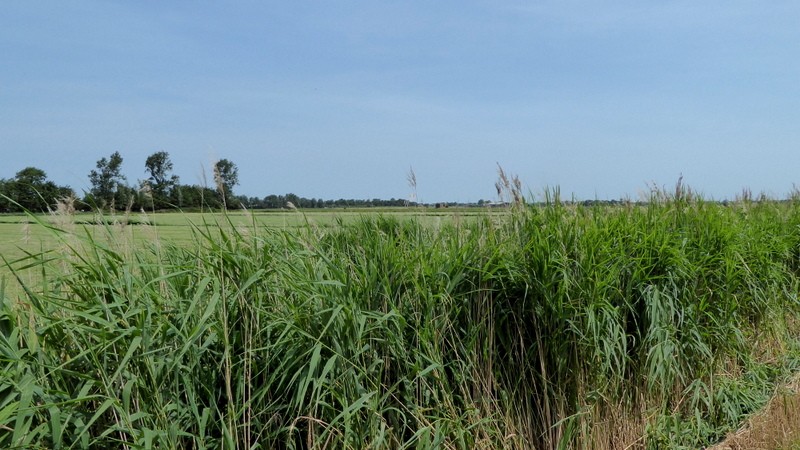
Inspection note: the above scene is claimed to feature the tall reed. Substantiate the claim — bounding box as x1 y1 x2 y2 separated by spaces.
1 192 800 449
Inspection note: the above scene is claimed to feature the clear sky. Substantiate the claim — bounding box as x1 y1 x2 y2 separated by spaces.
3 1 800 202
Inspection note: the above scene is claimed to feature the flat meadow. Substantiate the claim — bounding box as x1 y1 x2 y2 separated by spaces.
0 208 485 268
2 196 800 449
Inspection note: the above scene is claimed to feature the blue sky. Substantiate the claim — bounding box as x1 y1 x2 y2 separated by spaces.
2 1 800 202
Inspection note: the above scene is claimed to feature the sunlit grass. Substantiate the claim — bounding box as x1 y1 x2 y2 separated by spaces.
2 195 800 449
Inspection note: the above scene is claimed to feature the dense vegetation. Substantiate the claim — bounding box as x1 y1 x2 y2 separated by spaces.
0 167 74 213
0 152 419 213
2 189 800 449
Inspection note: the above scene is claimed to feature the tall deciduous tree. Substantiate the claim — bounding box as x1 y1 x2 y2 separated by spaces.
88 151 126 210
213 159 239 208
144 151 179 209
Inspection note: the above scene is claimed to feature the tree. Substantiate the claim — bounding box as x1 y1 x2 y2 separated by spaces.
0 179 8 212
144 151 179 209
0 167 74 212
213 159 239 208
173 184 221 210
15 167 47 186
88 151 126 210
12 168 48 211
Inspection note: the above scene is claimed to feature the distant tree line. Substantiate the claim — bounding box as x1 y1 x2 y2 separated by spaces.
0 150 418 213
82 151 241 212
238 194 411 209
0 151 239 213
0 167 74 213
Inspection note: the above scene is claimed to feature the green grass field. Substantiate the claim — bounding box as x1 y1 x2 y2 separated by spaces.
0 208 493 268
2 199 800 449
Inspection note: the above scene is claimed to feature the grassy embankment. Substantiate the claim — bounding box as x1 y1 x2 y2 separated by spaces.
2 193 800 449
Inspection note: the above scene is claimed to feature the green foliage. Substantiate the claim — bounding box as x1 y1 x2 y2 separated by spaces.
87 151 126 210
213 159 239 208
2 196 800 448
171 184 223 210
0 167 74 212
144 151 180 209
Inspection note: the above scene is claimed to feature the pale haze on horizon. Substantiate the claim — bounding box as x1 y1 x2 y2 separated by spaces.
2 1 800 203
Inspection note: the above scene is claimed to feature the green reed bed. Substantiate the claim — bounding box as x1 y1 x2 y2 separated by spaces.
2 195 800 449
